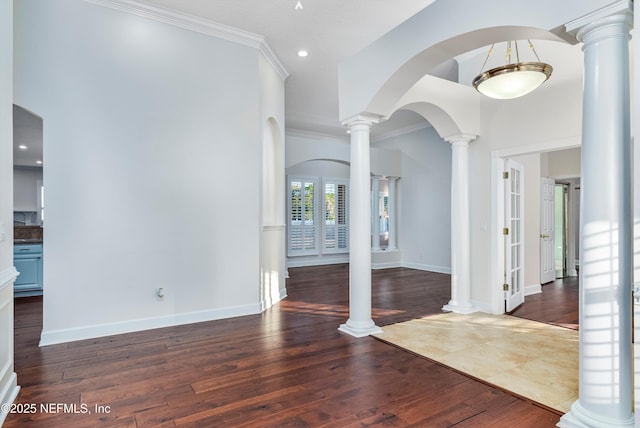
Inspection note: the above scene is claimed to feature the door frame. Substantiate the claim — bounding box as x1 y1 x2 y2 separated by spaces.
490 137 581 314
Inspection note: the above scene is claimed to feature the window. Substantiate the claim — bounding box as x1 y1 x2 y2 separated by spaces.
323 179 348 253
288 178 318 256
287 176 349 256
372 176 398 251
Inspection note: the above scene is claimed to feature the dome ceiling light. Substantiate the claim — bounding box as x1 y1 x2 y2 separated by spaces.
472 40 552 100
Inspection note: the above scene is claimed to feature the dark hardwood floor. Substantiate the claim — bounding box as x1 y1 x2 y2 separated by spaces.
509 277 579 330
5 265 576 427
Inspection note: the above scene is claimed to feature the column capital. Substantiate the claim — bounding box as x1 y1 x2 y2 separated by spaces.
565 0 633 42
444 133 477 145
341 113 385 129
371 175 400 180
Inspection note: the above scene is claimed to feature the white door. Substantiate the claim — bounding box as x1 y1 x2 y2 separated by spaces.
540 177 555 284
505 160 524 312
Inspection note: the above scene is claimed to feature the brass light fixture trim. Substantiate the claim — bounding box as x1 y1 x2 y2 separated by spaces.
472 40 553 100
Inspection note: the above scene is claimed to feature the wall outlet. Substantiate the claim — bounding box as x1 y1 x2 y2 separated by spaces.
156 287 165 301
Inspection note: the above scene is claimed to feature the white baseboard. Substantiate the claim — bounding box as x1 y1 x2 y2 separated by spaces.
39 303 262 346
372 261 402 270
0 370 19 426
470 300 493 313
525 284 542 296
287 255 349 268
0 267 19 293
0 267 20 426
400 261 451 275
287 257 451 275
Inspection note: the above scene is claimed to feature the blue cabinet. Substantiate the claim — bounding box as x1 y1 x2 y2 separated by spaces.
14 243 43 296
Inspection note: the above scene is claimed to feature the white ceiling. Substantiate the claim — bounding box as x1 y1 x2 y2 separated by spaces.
142 0 439 137
13 105 43 168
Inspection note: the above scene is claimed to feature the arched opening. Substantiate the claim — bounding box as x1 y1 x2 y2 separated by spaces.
285 158 351 267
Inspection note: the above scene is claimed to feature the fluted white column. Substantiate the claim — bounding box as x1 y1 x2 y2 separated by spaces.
560 3 634 427
387 177 398 251
443 134 477 314
339 115 382 338
371 176 381 251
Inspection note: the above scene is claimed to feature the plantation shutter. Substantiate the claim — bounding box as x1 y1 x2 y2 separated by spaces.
323 179 349 254
288 178 318 256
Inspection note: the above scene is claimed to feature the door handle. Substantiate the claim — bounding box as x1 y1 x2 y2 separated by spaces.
540 234 549 239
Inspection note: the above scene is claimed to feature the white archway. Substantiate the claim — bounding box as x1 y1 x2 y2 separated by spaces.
339 1 634 425
338 0 614 122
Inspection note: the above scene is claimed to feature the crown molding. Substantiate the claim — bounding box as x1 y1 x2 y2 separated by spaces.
371 121 430 143
285 128 349 143
258 40 289 80
84 0 288 80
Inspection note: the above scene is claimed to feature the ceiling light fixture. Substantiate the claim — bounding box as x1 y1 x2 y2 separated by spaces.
18 145 27 150
472 40 552 100
297 50 308 58
36 160 42 165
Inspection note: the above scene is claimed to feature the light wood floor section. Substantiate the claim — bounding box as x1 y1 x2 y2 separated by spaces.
5 265 575 427
374 312 578 413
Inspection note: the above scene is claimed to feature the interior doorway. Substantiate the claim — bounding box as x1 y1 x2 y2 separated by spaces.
491 143 581 315
12 105 44 298
554 183 569 278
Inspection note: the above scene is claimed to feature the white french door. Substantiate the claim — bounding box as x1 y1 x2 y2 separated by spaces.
505 159 524 312
540 177 556 284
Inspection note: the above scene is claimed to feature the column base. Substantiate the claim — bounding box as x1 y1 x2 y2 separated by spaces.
558 400 634 428
338 319 382 338
442 301 477 314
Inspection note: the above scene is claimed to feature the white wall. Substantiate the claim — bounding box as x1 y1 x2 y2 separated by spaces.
547 148 581 178
374 126 452 273
287 159 350 178
0 0 20 422
13 167 42 212
14 0 275 344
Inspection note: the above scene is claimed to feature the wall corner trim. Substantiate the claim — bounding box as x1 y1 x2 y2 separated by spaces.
0 267 19 293
0 372 20 426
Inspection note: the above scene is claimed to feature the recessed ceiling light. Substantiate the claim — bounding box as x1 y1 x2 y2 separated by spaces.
18 145 27 150
297 50 308 58
36 160 43 165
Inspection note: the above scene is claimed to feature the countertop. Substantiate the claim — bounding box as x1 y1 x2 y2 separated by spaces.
14 239 43 244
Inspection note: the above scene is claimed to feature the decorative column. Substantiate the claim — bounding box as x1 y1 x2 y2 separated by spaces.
371 176 381 251
443 134 477 314
339 115 383 338
387 177 398 251
560 3 634 427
